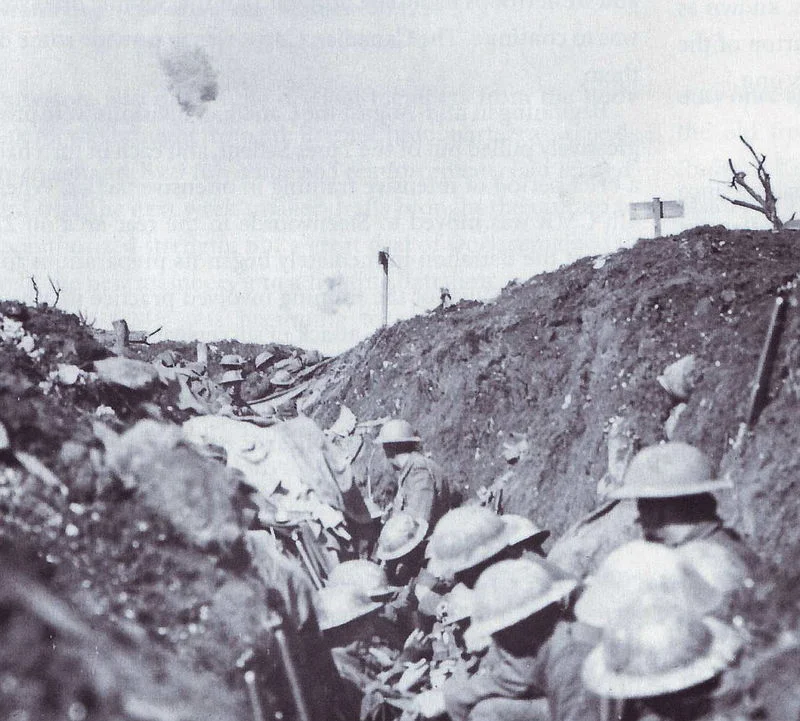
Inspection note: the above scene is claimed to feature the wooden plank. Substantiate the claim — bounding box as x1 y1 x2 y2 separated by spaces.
630 200 684 220
660 200 684 218
629 202 655 220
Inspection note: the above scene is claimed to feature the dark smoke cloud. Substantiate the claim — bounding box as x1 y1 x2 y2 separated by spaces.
159 44 218 118
320 275 352 316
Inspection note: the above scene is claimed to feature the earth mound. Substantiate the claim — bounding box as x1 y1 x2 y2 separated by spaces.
308 225 800 629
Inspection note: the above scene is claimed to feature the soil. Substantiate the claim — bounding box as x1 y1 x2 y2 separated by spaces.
2 224 800 720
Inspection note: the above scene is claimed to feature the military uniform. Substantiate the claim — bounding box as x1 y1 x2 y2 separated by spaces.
442 622 600 721
671 521 759 574
391 452 451 529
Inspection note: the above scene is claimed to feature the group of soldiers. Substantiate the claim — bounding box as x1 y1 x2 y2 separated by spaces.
153 346 323 419
313 419 759 721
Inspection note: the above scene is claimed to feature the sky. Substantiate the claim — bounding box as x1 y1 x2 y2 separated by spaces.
2 1 800 353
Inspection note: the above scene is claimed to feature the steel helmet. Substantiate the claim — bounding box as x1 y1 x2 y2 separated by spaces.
675 540 750 600
156 350 177 367
269 369 294 387
327 560 395 600
426 506 511 579
220 354 245 368
464 558 577 651
376 514 429 561
609 442 733 499
376 419 421 446
582 601 742 699
574 540 723 628
219 369 244 385
313 586 383 631
503 514 550 548
254 350 275 370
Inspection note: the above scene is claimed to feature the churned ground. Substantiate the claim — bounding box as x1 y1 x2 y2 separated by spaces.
1 224 799 719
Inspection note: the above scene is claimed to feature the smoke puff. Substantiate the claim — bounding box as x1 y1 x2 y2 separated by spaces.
159 45 218 118
320 275 352 316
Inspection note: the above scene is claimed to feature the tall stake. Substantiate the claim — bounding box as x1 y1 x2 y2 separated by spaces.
652 197 662 238
378 248 389 327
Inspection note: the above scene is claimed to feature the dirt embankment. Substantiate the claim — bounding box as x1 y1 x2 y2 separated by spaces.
2 225 800 720
308 226 800 619
0 306 300 721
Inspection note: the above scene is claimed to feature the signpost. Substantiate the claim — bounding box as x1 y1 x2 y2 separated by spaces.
629 197 684 237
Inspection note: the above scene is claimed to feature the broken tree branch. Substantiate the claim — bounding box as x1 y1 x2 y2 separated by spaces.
47 276 62 308
29 276 40 306
719 195 768 214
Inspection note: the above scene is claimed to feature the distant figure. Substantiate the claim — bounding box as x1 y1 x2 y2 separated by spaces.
219 369 245 405
240 351 274 402
440 287 453 310
219 353 245 371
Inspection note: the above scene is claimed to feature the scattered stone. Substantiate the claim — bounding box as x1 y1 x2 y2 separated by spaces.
94 357 159 390
501 433 528 464
327 405 357 437
657 354 698 401
55 364 85 385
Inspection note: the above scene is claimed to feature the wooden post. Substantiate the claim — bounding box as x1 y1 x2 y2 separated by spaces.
378 249 389 327
112 319 129 354
652 197 662 238
196 342 208 365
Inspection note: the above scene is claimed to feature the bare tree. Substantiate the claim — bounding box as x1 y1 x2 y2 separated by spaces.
29 276 40 305
47 276 62 308
720 136 790 230
77 310 96 328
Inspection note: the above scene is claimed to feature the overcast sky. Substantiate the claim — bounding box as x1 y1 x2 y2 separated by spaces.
2 1 800 353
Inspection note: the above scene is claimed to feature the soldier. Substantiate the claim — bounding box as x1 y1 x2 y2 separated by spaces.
581 601 742 721
412 558 598 721
316 584 430 720
375 513 441 633
240 350 275 402
426 506 548 589
502 514 551 560
377 419 452 529
314 585 389 719
607 442 759 573
327 559 397 602
573 540 723 629
219 369 245 405
220 353 245 371
376 513 429 586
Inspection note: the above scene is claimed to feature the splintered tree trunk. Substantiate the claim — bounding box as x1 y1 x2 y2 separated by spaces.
720 136 784 230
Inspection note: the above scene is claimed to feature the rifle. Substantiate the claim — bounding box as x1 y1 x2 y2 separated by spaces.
733 282 794 451
243 670 266 721
263 612 312 721
292 529 325 590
